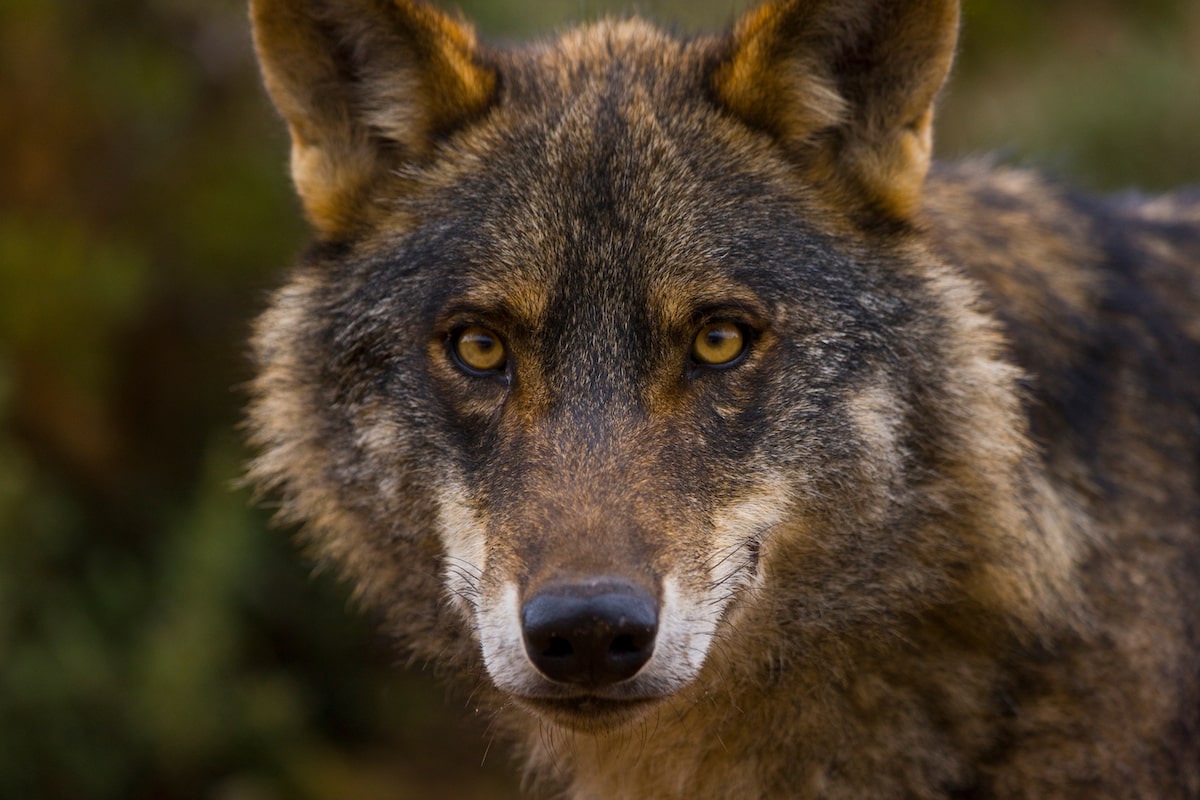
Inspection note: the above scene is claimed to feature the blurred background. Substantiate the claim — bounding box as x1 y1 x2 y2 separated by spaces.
1 0 1197 798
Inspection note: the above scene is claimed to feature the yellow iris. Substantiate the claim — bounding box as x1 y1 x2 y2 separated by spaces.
454 326 506 373
692 321 745 366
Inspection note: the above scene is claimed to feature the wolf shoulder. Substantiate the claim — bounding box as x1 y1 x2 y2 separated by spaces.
923 160 1200 393
923 159 1200 535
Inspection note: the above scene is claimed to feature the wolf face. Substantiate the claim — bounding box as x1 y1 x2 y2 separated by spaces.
248 0 1032 710
250 2 1013 725
247 0 1200 796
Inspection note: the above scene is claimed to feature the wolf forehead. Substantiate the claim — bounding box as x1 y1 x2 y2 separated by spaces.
406 27 774 257
340 23 892 339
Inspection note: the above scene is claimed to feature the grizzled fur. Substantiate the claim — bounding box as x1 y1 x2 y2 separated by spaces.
246 0 1200 797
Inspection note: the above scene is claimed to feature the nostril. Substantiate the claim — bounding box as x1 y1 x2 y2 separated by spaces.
521 580 659 688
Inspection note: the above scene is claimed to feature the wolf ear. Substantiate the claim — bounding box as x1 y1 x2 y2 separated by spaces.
250 0 496 236
714 0 959 219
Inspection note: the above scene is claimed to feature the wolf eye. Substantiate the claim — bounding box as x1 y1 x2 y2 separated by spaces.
692 321 747 367
452 326 507 375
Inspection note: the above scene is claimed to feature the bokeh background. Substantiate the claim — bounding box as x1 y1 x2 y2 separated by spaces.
2 0 1198 798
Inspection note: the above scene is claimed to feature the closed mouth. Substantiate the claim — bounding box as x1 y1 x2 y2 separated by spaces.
515 693 664 729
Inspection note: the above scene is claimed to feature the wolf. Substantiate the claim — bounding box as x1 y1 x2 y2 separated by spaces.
245 0 1200 796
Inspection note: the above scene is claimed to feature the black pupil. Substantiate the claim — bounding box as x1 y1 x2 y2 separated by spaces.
708 328 731 347
705 325 740 358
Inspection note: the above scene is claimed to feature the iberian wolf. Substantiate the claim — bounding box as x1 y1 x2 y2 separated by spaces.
246 0 1200 796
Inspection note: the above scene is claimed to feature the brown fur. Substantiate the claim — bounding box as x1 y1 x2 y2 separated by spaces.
246 1 1200 797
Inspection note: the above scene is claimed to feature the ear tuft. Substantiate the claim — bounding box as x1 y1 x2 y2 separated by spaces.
714 0 959 219
250 0 497 236
714 3 849 144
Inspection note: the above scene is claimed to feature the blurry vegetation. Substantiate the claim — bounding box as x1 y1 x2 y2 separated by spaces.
942 0 1200 189
0 0 1197 797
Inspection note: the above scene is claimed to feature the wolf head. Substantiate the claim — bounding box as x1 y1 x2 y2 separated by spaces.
248 0 1060 734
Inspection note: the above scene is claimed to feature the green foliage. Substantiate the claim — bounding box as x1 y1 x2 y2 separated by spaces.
944 0 1200 190
0 0 1196 797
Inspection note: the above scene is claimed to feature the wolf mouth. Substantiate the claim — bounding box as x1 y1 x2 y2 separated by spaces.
515 694 665 729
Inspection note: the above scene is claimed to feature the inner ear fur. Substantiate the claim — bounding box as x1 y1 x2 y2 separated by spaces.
714 0 960 220
250 0 497 237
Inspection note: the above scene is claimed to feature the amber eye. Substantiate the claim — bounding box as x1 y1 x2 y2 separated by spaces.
452 326 507 374
692 321 747 367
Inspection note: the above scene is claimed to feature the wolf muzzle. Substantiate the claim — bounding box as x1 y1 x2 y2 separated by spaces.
521 579 659 687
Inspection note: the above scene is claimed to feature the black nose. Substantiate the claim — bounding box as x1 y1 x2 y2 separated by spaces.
521 580 659 687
